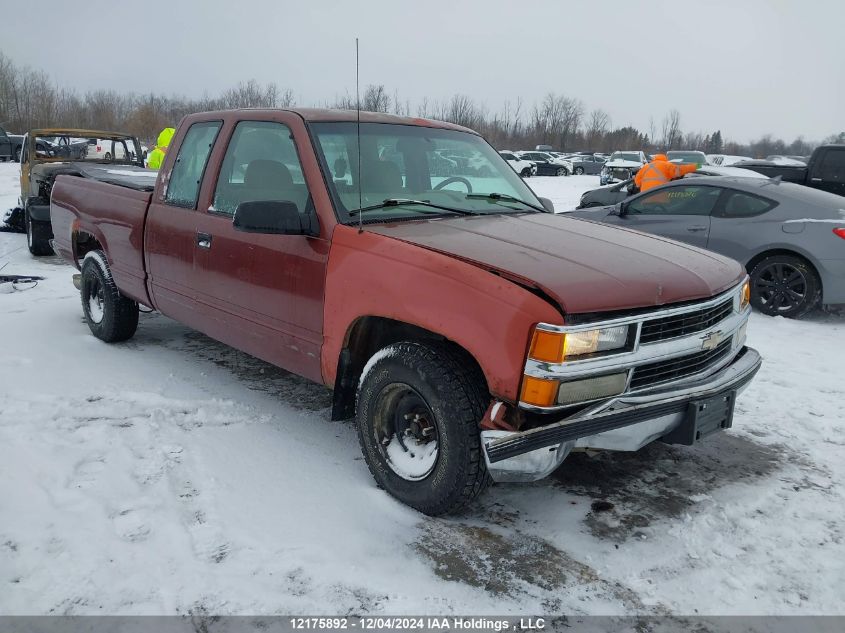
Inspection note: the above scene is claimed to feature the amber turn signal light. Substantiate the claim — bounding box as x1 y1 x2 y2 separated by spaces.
528 329 565 364
520 375 559 407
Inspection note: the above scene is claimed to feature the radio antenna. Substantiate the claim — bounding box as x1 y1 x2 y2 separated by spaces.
356 37 363 234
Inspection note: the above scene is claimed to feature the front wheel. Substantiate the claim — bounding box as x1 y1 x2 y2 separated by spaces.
520 167 532 178
556 167 569 176
574 166 584 175
81 250 139 342
356 341 491 515
750 254 820 318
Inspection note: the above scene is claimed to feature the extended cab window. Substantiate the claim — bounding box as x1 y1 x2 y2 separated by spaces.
165 121 221 209
212 121 310 217
817 149 845 183
628 185 722 216
719 191 776 218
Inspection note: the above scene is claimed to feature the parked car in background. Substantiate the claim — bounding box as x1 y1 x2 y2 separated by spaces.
600 150 647 184
667 150 709 165
571 176 845 317
48 107 760 515
568 154 606 175
499 151 536 177
707 154 753 166
0 125 25 162
577 166 767 209
86 137 139 161
17 128 145 255
766 155 808 165
734 145 845 196
516 151 572 176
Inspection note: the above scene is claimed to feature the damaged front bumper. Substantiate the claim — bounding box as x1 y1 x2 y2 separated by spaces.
482 346 761 482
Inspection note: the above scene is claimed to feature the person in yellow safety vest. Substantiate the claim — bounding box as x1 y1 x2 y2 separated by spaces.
147 127 175 170
634 154 699 192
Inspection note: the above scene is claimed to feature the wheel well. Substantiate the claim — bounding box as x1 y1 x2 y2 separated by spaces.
74 230 102 265
331 316 487 421
745 249 820 282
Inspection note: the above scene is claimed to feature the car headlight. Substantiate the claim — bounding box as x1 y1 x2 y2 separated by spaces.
739 279 750 311
528 325 631 363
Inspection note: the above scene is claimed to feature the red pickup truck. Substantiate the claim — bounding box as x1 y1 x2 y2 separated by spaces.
50 108 762 515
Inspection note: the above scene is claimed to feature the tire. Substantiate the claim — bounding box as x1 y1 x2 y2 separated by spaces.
521 168 532 178
556 167 568 177
356 341 491 515
25 210 54 256
14 146 21 162
574 166 584 175
80 250 139 342
104 152 112 161
749 254 820 318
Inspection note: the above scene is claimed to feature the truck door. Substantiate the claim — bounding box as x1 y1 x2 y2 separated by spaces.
189 118 329 383
145 120 222 322
810 147 845 197
617 184 722 248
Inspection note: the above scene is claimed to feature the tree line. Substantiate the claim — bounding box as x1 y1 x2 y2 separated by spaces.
1 51 841 156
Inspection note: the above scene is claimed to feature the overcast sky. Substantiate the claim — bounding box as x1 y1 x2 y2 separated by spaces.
6 0 844 142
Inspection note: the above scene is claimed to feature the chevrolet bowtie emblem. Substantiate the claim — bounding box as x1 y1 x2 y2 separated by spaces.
700 330 724 351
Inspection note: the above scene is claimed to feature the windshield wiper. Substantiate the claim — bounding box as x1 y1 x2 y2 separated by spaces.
465 192 547 213
348 198 479 217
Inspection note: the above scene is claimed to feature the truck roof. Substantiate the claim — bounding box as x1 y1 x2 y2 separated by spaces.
191 108 479 135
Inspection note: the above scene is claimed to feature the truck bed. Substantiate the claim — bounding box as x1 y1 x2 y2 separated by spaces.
50 174 153 307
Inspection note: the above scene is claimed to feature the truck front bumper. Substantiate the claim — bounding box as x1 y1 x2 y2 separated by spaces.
482 346 761 482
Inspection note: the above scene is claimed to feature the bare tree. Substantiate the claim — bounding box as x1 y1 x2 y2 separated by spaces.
660 109 682 150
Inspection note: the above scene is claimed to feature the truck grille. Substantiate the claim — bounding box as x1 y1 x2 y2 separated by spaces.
640 298 733 345
629 340 733 390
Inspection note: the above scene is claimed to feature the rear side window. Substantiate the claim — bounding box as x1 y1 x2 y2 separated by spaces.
817 149 845 183
720 191 776 218
165 121 221 209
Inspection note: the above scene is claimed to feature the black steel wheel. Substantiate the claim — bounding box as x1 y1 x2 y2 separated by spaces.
356 341 490 515
750 254 820 318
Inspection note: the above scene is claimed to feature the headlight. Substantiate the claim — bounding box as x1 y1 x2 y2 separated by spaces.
528 325 630 363
739 279 750 311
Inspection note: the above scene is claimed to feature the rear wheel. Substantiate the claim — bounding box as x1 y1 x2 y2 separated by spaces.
25 210 53 256
104 152 112 161
80 250 139 342
556 166 569 176
356 341 490 515
520 167 532 178
750 254 820 318
574 166 584 175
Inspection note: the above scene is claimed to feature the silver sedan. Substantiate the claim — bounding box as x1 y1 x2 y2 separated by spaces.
569 176 845 317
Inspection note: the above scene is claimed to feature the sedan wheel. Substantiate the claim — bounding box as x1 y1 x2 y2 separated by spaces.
750 255 820 318
574 166 584 175
556 167 568 177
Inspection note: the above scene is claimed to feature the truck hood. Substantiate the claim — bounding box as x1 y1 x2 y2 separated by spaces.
368 213 744 315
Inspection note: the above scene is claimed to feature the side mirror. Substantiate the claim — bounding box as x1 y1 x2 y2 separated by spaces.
233 200 318 236
617 202 629 217
538 197 555 213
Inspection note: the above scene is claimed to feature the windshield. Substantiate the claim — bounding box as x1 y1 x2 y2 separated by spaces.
33 133 142 164
609 152 642 162
311 122 544 223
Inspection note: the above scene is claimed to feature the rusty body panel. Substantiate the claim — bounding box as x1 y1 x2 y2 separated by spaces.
322 224 562 401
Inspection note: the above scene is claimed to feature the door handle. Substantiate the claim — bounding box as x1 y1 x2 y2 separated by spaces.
196 232 212 249
687 226 707 232
810 177 822 182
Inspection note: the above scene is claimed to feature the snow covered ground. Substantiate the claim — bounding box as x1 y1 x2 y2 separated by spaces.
1 162 844 616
